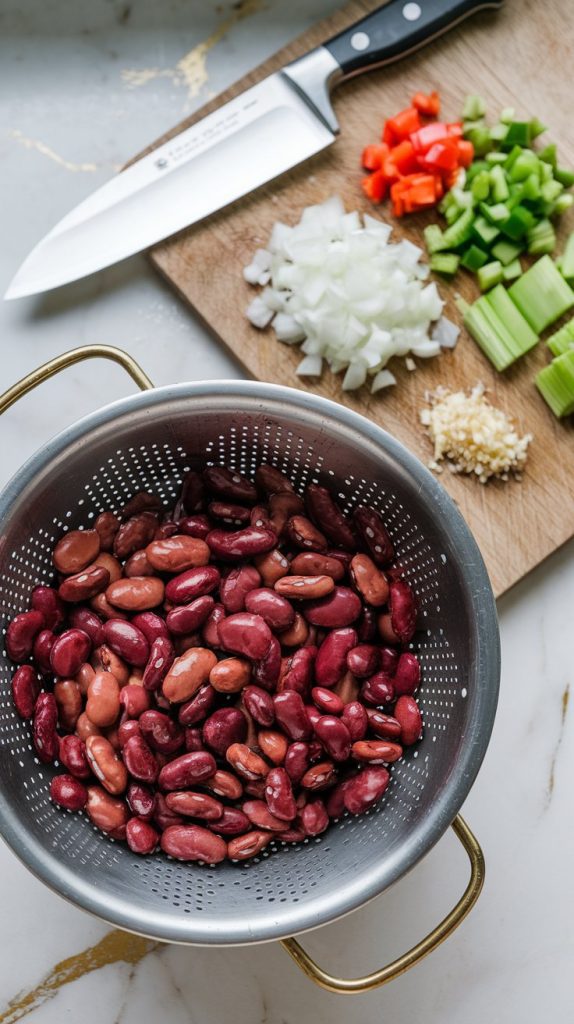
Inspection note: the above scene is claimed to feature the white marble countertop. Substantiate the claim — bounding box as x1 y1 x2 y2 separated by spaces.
1 2 572 1021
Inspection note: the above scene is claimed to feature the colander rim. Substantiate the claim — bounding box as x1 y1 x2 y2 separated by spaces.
0 378 500 945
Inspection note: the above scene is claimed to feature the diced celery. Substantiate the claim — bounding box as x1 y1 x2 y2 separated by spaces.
521 173 541 201
461 245 489 271
509 255 574 332
430 253 460 276
440 207 475 250
486 151 508 165
502 258 522 281
503 145 523 171
462 94 487 120
509 151 540 182
539 161 554 183
489 164 510 202
485 284 538 353
554 194 574 214
423 224 446 254
480 202 510 224
540 179 564 203
477 260 503 292
504 122 532 147
500 205 537 239
466 160 490 182
538 143 557 168
560 233 574 282
529 117 547 140
445 203 465 225
546 318 574 356
491 240 523 265
465 124 491 156
490 122 509 143
535 350 574 417
526 218 556 255
471 170 491 201
472 216 500 248
464 289 538 371
555 166 574 188
500 107 515 124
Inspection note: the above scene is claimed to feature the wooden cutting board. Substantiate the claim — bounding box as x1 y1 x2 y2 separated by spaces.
149 0 574 597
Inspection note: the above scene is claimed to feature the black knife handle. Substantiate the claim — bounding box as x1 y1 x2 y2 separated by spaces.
324 0 504 78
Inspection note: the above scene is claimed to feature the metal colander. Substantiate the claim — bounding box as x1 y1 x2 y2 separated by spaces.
0 346 499 993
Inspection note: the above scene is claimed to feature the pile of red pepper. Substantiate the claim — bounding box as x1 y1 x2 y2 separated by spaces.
361 91 474 216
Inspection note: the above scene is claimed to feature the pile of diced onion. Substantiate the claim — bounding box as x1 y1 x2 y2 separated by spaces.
244 196 458 392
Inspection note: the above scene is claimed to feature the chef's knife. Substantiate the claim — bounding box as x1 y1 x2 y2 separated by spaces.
6 0 503 300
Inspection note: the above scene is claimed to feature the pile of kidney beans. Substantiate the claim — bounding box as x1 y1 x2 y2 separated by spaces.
5 463 423 864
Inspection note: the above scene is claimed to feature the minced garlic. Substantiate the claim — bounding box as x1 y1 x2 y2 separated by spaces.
420 383 532 483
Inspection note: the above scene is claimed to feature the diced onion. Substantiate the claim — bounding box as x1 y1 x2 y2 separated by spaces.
243 197 446 392
431 316 461 349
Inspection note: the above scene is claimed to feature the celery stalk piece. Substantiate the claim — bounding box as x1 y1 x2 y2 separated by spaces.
538 143 557 168
461 245 489 271
504 122 532 147
546 318 574 356
424 224 447 254
440 207 475 250
485 285 538 356
554 194 574 214
472 215 500 248
555 166 574 187
560 233 574 282
462 94 487 120
491 239 524 265
535 350 574 417
477 261 503 292
429 253 460 276
526 219 556 255
490 164 510 202
500 205 536 240
464 292 537 371
502 258 522 281
509 255 574 332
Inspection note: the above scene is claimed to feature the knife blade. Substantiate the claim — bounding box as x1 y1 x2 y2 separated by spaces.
6 0 503 300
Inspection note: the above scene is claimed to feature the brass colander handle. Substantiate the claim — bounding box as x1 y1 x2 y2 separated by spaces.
281 815 484 994
0 344 153 415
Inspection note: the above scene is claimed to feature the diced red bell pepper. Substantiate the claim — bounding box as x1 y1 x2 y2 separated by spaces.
361 143 389 171
412 90 440 117
410 122 450 153
457 139 474 167
389 139 419 175
421 139 461 173
362 171 388 203
384 106 421 144
446 122 463 138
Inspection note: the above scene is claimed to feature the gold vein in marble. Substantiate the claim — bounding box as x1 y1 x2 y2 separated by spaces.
0 931 157 1024
547 682 569 804
121 0 263 100
10 130 99 173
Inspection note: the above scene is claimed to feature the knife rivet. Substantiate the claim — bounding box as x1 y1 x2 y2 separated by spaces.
155 158 168 169
402 2 422 20
350 31 370 51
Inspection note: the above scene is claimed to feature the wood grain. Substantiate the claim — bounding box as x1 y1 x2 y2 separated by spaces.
149 0 574 596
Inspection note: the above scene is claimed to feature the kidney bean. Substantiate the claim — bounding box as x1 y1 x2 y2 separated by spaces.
54 679 82 732
32 630 55 675
209 657 250 694
58 734 90 778
393 652 421 697
361 672 395 707
86 671 120 728
68 608 104 648
11 665 41 720
394 695 423 745
289 552 345 582
159 750 216 791
305 704 322 730
301 799 329 836
95 511 120 551
228 829 271 861
204 466 257 504
314 715 352 762
166 790 223 821
273 691 311 741
215 613 272 664
123 550 154 578
90 592 128 621
122 734 159 783
285 515 328 553
76 712 102 741
75 662 95 697
243 685 274 727
196 605 222 652
86 786 128 834
102 620 149 668
202 708 247 757
177 684 217 727
122 617 163 651
350 553 389 607
280 647 316 699
207 500 250 527
255 463 294 496
141 635 174 693
366 709 402 740
119 719 142 748
164 567 220 607
209 807 250 837
127 782 155 820
50 774 88 812
199 769 242 802
86 735 128 794
140 710 185 754
53 529 100 574
252 635 280 691
258 729 288 765
346 644 380 679
92 552 123 584
305 484 356 551
314 628 358 688
275 576 333 605
356 605 377 643
311 687 344 715
225 743 269 782
152 792 184 830
178 514 212 540
301 761 337 790
6 610 45 663
388 581 417 643
353 506 394 566
184 726 204 753
121 492 162 519
94 644 130 685
50 629 91 678
266 493 303 534
31 585 65 632
59 566 110 604
243 588 294 633
206 526 276 564
105 577 164 613
352 740 403 763
278 612 309 648
324 781 348 819
250 504 273 530
218 566 260 615
180 470 205 514
113 512 157 560
281 741 310 785
125 817 159 855
341 701 369 741
162 823 226 863
381 647 400 674
254 548 290 587
344 766 390 814
304 587 362 629
242 799 285 831
147 537 210 577
162 647 217 704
